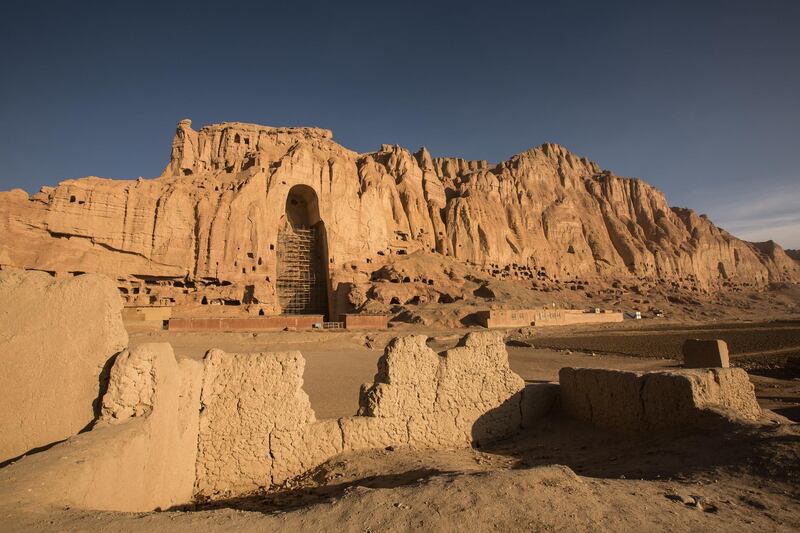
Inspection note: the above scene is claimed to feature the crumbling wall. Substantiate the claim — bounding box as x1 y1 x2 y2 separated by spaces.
1 330 551 508
194 331 543 499
194 349 343 497
0 270 128 463
358 332 526 447
0 343 202 512
559 367 762 433
682 338 730 368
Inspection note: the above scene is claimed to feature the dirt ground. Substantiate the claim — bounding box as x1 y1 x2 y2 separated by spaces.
3 318 799 531
127 327 679 419
4 416 799 532
128 319 800 421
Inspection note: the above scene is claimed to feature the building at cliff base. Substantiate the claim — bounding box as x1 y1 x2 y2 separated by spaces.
479 308 624 328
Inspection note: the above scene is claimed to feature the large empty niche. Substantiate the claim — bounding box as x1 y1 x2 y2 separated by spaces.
276 185 329 317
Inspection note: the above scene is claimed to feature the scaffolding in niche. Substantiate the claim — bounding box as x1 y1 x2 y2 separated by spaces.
276 227 327 315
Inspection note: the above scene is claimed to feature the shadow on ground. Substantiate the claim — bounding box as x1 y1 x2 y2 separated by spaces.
479 415 800 486
174 468 452 514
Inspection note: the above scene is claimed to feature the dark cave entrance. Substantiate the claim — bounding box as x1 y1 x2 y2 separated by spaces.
276 185 329 317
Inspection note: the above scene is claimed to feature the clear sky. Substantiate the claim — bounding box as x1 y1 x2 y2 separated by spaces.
1 0 798 248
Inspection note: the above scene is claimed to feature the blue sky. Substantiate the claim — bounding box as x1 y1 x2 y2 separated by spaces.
1 0 798 247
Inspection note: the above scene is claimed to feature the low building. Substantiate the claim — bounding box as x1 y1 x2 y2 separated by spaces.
478 308 624 328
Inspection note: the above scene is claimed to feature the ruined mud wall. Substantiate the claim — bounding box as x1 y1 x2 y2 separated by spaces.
559 367 762 433
0 270 128 463
0 120 797 317
0 343 202 512
194 349 342 497
0 330 549 509
194 331 537 498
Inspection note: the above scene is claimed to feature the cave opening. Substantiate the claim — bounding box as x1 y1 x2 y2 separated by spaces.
276 185 329 318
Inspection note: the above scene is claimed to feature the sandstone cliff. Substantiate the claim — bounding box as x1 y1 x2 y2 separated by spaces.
0 119 796 316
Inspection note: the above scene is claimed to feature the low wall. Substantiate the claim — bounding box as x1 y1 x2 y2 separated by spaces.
683 339 730 368
481 308 624 328
357 333 527 448
0 270 128 463
0 332 556 509
122 306 172 322
168 315 324 331
342 314 389 329
559 367 761 433
195 331 546 498
0 343 202 512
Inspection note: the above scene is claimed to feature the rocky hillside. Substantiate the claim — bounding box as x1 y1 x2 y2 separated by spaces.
0 120 797 314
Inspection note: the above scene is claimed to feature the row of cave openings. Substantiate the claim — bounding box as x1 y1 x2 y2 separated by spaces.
117 185 332 318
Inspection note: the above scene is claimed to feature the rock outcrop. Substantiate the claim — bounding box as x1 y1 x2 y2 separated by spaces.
559 367 762 433
0 270 128 463
0 120 797 318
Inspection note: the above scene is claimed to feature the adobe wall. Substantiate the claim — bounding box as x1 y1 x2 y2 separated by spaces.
168 314 323 331
0 270 128 463
0 329 554 509
482 308 624 328
357 333 527 447
195 331 544 499
559 367 762 433
121 306 172 322
0 343 202 512
194 348 342 497
342 314 389 329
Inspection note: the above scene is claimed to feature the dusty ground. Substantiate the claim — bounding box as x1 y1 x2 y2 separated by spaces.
128 319 800 421
3 318 799 531
3 416 798 532
127 327 680 419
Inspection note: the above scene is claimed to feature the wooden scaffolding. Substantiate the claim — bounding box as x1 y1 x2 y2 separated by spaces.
276 227 327 315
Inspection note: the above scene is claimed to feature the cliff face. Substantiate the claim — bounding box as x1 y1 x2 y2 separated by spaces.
0 120 797 315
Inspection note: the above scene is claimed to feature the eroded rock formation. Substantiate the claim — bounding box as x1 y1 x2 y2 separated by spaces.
0 120 797 318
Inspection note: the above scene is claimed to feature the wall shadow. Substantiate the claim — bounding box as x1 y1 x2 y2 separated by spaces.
475 412 800 484
173 468 452 515
1 350 121 470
